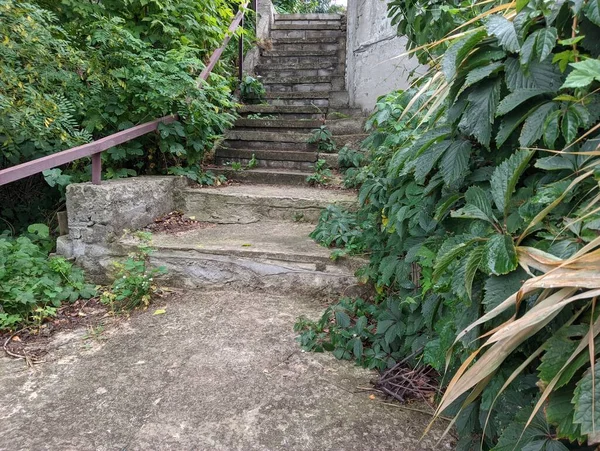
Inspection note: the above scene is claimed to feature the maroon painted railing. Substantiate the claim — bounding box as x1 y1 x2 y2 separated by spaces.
0 0 254 187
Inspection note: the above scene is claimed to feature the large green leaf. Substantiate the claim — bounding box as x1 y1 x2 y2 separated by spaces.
414 140 452 184
573 363 600 439
459 78 501 147
586 0 600 27
490 149 535 217
462 61 504 91
483 234 518 275
496 88 552 116
520 102 559 147
505 58 564 92
562 59 600 89
442 30 487 81
483 269 528 313
440 139 472 187
535 27 558 62
538 329 590 388
486 15 521 53
547 387 586 443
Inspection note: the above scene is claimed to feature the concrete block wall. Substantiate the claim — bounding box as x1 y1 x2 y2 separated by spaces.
345 0 428 111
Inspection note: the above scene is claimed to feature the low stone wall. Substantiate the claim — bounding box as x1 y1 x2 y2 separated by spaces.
57 176 188 282
345 0 427 111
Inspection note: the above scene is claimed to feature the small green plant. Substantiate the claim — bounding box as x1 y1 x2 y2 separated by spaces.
227 161 243 171
247 154 259 169
101 232 167 313
306 159 333 186
240 75 266 104
293 212 306 223
168 166 227 186
308 125 337 153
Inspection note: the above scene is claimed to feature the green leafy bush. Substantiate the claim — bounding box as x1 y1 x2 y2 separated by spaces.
300 0 600 448
101 232 166 313
240 75 266 104
306 159 333 185
273 0 345 14
0 0 243 230
0 224 96 331
308 125 337 153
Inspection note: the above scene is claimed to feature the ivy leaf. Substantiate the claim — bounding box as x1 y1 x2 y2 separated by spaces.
535 27 558 62
483 269 528 313
547 387 586 443
573 363 600 440
586 0 600 27
335 311 351 328
562 106 582 144
520 102 559 147
484 234 518 275
486 15 521 53
442 30 487 81
459 79 501 147
543 110 562 148
491 149 535 217
440 140 472 187
562 59 600 89
505 58 564 92
464 246 485 299
496 88 551 116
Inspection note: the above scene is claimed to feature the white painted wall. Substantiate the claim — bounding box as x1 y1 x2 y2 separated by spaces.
345 0 427 111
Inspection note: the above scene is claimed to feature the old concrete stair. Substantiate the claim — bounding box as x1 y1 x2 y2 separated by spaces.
215 12 367 184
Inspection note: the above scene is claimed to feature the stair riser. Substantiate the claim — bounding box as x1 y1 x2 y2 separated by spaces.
241 113 324 120
217 147 318 161
271 24 342 31
259 59 342 71
262 49 343 58
266 83 332 93
233 126 315 134
223 140 315 152
256 67 341 78
263 76 345 90
210 168 310 186
146 251 358 296
183 192 353 226
216 157 314 171
274 13 344 21
273 20 341 26
271 42 342 52
268 99 330 107
234 119 323 129
271 29 345 40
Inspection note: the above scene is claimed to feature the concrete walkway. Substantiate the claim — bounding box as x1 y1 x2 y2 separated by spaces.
0 290 453 450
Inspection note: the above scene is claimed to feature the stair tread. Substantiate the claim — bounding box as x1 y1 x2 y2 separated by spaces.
265 91 330 99
186 184 355 203
130 220 341 260
274 13 343 21
239 105 326 114
262 50 339 57
217 148 318 161
272 24 341 30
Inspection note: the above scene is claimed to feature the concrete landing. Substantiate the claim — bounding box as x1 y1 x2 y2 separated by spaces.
0 290 453 450
183 184 356 224
120 221 363 295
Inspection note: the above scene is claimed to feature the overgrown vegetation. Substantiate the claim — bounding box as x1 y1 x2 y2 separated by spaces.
297 0 600 449
306 159 333 185
240 75 267 104
0 224 96 331
0 0 245 230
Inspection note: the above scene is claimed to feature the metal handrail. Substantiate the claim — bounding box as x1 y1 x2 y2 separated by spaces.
0 0 254 187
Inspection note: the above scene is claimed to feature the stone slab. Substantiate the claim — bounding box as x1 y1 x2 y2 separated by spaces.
183 184 355 224
0 289 453 450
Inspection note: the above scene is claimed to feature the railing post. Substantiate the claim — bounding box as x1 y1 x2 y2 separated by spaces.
238 15 244 83
91 153 102 185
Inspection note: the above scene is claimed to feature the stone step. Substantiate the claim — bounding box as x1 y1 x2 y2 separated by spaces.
235 118 323 129
274 13 343 21
271 23 342 30
256 66 340 79
238 105 326 120
265 91 330 100
261 49 340 58
225 130 312 143
271 37 341 45
182 184 354 224
271 42 342 52
120 221 361 295
216 148 318 171
210 168 314 186
267 98 330 108
223 139 314 152
259 57 341 69
270 29 345 40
